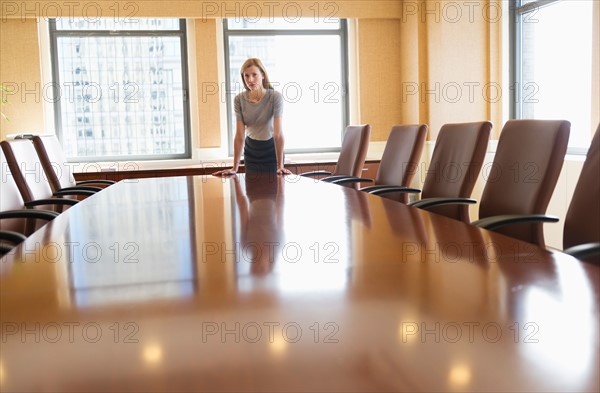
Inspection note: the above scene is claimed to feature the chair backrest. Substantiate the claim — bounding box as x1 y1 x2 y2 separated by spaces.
376 124 428 202
332 125 371 178
421 121 492 222
1 139 54 203
564 124 600 250
0 147 27 233
479 119 570 245
32 135 76 192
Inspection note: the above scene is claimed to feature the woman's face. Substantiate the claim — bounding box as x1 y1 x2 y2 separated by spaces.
243 65 264 91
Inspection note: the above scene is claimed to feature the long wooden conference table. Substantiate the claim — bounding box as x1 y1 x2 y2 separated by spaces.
1 174 599 392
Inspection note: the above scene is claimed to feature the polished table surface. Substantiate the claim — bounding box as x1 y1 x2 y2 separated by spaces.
1 174 599 392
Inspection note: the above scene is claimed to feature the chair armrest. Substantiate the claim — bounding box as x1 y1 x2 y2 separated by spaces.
1 243 17 254
0 230 27 244
321 175 365 183
25 199 79 208
0 209 59 221
563 242 600 263
473 214 559 231
360 185 399 193
53 189 96 197
300 170 332 178
58 185 103 193
409 197 477 209
330 177 374 185
77 179 115 186
369 186 422 196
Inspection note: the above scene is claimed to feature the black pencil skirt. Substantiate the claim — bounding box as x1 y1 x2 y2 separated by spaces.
243 137 277 174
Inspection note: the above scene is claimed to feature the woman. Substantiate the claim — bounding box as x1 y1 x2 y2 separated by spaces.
213 58 292 176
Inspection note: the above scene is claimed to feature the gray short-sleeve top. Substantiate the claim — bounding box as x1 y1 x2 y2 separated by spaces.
234 89 283 141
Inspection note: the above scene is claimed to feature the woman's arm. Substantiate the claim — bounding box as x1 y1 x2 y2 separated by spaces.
213 120 245 176
231 120 245 171
273 117 292 175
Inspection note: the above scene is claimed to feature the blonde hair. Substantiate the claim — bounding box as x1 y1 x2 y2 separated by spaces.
240 58 273 91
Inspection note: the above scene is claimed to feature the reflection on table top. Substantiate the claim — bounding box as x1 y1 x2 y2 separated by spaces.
1 174 599 392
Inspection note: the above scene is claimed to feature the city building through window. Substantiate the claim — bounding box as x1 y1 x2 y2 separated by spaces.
49 18 191 161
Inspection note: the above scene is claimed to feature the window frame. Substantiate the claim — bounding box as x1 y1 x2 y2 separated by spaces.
48 18 192 162
222 18 350 155
511 0 560 119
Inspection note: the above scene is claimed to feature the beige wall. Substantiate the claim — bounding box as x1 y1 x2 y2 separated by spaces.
356 1 505 142
423 0 502 139
357 19 403 142
0 18 44 137
357 1 504 143
194 19 221 148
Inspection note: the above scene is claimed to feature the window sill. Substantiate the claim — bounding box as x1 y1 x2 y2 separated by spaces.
69 142 386 174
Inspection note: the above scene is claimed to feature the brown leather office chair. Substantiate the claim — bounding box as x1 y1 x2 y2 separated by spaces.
331 124 428 202
562 124 600 264
32 135 114 194
472 120 570 246
420 120 570 246
300 124 371 182
374 121 492 222
1 147 59 255
1 139 91 212
488 124 599 263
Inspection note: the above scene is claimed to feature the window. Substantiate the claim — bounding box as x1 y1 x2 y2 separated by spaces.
513 0 594 151
49 18 191 161
224 18 349 153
